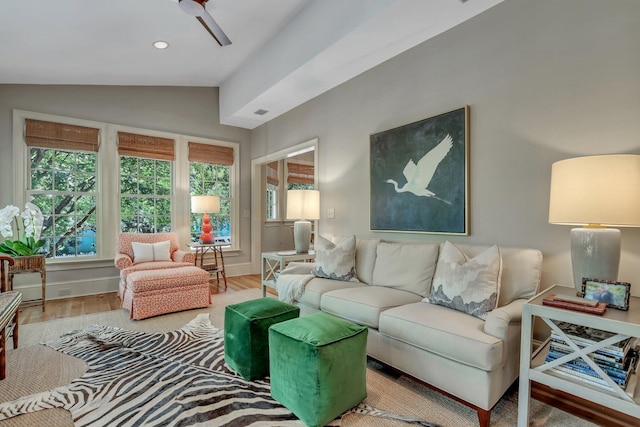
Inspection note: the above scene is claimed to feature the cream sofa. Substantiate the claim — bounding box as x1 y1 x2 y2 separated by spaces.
277 239 542 427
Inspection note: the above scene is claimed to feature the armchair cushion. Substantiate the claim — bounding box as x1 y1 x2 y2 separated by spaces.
132 240 171 264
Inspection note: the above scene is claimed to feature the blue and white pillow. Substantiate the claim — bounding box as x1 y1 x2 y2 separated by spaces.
426 241 502 320
312 235 357 281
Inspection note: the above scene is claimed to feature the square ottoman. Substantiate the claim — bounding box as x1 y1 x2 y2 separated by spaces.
224 297 299 380
269 312 368 427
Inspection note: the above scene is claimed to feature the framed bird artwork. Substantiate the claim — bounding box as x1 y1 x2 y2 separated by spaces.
370 106 469 234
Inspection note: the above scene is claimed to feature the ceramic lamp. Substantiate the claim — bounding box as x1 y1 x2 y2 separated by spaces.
286 190 320 253
549 154 640 291
191 195 220 244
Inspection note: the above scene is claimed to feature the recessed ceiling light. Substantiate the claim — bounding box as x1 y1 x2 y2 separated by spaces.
153 40 170 50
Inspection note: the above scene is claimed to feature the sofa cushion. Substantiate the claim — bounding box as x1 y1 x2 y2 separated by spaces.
450 244 543 306
427 241 502 320
297 277 366 310
379 302 503 371
371 242 439 297
321 286 423 329
312 235 357 281
355 238 380 284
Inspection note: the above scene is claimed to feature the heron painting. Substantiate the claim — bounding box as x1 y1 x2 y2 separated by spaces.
370 107 468 234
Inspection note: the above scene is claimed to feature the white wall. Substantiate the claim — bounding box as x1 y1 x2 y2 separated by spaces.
0 85 252 299
251 0 640 295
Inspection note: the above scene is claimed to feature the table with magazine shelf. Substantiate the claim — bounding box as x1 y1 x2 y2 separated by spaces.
518 284 640 427
261 250 315 297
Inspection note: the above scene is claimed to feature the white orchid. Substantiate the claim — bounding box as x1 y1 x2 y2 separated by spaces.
0 205 20 239
0 201 45 256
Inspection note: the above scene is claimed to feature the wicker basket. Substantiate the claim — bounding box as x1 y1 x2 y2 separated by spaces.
8 254 46 273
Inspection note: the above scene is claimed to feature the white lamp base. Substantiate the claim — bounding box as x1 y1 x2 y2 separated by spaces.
293 220 311 253
570 227 620 292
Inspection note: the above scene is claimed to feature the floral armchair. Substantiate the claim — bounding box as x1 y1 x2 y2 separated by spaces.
114 232 195 299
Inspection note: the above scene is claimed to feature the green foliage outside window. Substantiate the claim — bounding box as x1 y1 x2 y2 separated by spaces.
190 162 231 244
120 156 172 233
29 147 97 258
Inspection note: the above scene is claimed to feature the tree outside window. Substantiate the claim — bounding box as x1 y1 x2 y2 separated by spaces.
119 156 172 233
190 162 231 244
29 147 98 258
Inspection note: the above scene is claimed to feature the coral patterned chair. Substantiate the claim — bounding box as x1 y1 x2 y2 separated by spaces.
114 233 210 320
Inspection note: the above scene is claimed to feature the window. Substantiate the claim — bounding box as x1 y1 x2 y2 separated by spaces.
118 132 174 233
25 119 100 259
266 161 279 220
14 111 240 263
188 142 235 244
287 161 315 191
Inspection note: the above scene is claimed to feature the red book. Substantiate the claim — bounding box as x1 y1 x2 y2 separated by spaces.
542 295 607 315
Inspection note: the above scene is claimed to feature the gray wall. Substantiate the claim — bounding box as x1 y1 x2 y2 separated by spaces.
0 85 252 295
251 0 640 295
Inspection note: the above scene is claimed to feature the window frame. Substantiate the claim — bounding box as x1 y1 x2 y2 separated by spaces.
13 109 240 267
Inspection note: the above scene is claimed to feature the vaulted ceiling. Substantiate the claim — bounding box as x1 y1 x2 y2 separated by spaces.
0 0 504 128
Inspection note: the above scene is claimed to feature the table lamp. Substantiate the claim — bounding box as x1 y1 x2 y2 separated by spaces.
548 154 640 291
286 189 320 253
191 195 220 244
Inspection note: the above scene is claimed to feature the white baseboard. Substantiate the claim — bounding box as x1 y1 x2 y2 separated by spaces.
14 277 120 302
13 262 255 302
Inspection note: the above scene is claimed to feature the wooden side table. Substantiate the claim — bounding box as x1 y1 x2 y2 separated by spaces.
7 255 46 312
261 250 315 297
190 243 227 291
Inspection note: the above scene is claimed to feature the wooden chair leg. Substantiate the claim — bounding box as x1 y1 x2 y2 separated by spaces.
0 327 6 380
12 310 18 349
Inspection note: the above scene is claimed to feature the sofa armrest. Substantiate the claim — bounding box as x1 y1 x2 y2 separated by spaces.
280 261 316 275
114 253 133 270
484 299 526 340
173 250 195 264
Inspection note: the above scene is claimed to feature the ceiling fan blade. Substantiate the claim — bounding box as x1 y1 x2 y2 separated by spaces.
197 9 232 46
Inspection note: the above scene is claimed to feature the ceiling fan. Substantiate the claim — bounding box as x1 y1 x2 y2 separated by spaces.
178 0 231 46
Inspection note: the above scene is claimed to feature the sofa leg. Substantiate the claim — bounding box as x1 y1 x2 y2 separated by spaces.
477 408 490 427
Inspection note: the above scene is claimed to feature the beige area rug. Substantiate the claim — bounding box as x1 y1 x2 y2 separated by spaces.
0 289 594 427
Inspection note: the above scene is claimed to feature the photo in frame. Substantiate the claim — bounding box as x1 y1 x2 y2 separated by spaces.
579 278 631 311
370 106 469 234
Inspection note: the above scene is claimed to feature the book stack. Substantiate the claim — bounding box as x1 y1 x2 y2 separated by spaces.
545 321 638 393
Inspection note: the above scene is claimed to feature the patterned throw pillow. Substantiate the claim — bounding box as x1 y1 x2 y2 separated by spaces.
131 240 172 264
426 241 502 320
312 235 357 281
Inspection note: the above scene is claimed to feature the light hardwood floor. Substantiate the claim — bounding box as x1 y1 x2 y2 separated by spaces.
18 274 267 325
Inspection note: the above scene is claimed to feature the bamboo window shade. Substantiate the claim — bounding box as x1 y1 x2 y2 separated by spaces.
117 132 175 161
24 119 100 152
287 162 314 184
266 161 279 186
188 142 234 166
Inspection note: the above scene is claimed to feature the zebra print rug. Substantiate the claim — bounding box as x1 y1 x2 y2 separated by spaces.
0 314 435 426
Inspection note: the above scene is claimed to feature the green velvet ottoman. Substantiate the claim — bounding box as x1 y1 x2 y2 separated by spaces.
269 312 368 427
224 297 299 380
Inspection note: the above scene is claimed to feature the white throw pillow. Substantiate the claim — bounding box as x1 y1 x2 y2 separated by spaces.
312 235 357 281
426 241 502 320
131 240 172 264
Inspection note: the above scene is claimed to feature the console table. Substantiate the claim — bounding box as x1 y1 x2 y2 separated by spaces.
189 243 227 291
261 250 315 297
518 284 640 426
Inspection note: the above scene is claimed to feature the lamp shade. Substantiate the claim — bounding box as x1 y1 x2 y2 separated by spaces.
191 195 220 214
549 154 640 227
286 189 320 220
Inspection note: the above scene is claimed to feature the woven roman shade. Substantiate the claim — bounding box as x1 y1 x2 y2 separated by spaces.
287 162 314 184
25 119 100 152
267 161 279 186
188 141 234 166
118 132 175 161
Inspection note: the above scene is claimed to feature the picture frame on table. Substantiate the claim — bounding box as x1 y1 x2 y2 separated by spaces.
579 278 631 311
